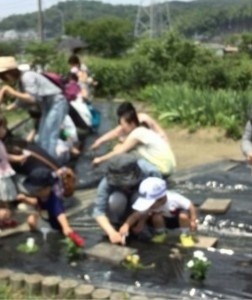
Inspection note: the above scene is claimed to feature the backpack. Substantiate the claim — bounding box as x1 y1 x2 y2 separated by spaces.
86 102 101 131
43 72 80 102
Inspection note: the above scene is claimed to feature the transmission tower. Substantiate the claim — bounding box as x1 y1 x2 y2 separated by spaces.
134 0 171 38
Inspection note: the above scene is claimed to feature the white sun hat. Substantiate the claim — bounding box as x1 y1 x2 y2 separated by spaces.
132 177 167 212
0 56 18 73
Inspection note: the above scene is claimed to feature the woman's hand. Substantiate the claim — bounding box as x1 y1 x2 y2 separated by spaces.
108 230 123 245
90 140 101 151
92 157 102 166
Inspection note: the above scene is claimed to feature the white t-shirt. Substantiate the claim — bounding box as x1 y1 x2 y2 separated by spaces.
128 126 176 174
152 191 191 217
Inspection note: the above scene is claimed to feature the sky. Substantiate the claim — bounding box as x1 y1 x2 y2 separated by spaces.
0 0 194 19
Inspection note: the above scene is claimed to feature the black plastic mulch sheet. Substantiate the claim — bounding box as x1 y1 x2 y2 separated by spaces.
0 160 251 299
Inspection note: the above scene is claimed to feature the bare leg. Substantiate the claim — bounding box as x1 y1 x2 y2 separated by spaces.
151 213 166 233
178 212 190 229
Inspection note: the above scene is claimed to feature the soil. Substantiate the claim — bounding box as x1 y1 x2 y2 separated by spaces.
167 127 242 170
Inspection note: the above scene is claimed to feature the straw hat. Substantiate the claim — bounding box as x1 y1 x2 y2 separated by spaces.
0 57 18 73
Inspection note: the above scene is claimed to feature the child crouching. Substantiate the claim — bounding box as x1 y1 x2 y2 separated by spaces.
17 167 84 247
119 177 197 246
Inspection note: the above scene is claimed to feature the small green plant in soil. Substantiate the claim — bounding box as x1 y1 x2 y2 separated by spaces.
186 250 211 281
61 237 82 259
16 243 39 254
122 254 155 270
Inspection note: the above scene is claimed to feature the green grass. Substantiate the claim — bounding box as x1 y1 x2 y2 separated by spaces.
137 83 251 139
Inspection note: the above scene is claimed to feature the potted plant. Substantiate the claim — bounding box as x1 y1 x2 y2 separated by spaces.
186 250 211 282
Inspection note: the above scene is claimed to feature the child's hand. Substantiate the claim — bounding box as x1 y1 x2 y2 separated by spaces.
190 219 197 231
119 223 129 236
16 194 27 202
68 231 85 247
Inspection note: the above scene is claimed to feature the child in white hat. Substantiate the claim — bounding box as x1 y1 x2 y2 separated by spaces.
119 177 197 246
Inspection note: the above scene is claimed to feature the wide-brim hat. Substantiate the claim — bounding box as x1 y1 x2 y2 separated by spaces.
0 56 18 73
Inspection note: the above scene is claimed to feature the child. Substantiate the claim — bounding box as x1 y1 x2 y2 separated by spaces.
0 115 28 228
119 177 197 246
17 167 84 247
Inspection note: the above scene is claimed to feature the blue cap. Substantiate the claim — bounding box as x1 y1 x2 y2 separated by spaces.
23 167 57 194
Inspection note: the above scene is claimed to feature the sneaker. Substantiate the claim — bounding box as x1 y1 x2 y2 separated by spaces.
180 233 195 247
151 232 167 244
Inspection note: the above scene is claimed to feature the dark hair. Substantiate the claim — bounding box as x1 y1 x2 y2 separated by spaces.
0 115 7 128
68 72 78 82
0 69 21 82
117 102 135 118
117 101 149 128
68 55 81 67
119 110 140 127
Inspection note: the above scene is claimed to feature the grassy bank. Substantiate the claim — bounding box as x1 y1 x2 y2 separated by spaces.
137 84 251 139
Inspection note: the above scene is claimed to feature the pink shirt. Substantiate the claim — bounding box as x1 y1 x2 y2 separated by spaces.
0 141 15 178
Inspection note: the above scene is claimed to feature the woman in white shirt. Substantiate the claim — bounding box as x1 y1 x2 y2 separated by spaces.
92 109 176 176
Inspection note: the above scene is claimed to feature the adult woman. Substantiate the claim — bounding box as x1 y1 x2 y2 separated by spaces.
0 57 68 159
90 101 168 150
92 109 176 176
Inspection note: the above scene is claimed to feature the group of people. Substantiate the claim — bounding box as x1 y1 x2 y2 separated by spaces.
0 54 96 246
0 51 196 248
90 102 196 246
2 51 252 250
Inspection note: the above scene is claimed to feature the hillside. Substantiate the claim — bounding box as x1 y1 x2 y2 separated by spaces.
1 0 252 39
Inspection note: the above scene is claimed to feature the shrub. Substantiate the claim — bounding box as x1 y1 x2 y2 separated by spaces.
86 55 161 96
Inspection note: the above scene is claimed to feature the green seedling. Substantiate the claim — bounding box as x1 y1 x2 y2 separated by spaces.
122 254 155 270
17 243 39 254
61 237 82 259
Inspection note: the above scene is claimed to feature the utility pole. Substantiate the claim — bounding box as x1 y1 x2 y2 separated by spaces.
37 0 44 42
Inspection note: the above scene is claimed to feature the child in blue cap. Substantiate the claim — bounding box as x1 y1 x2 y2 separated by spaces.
17 167 84 247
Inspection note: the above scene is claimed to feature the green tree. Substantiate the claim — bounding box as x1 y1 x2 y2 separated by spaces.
0 41 22 56
25 41 56 69
66 17 134 57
